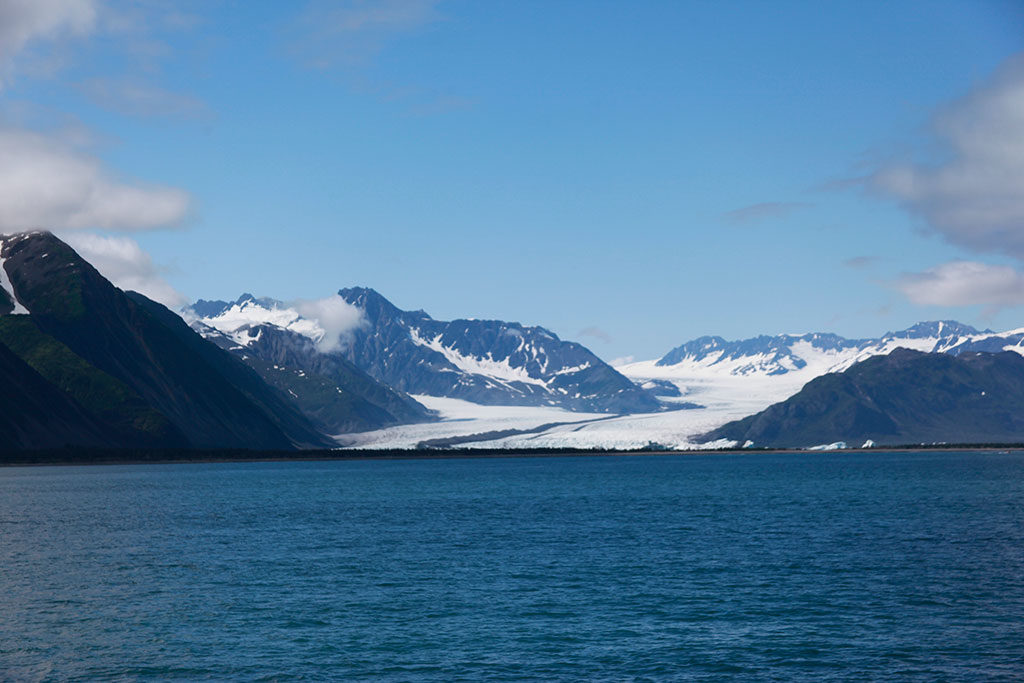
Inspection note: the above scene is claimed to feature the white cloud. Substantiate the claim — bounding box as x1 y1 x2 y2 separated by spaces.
295 294 366 352
870 53 1024 258
62 232 185 308
893 260 1024 308
0 125 190 232
0 0 97 82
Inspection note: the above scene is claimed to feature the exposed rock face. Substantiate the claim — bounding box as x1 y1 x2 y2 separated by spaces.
337 287 663 414
186 294 436 433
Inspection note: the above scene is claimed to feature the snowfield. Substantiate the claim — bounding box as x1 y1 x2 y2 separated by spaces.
408 328 550 387
336 395 609 449
337 322 1024 451
337 348 841 450
197 298 325 348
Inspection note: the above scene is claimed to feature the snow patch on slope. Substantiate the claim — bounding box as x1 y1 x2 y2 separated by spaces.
198 298 324 347
0 246 29 314
409 328 549 387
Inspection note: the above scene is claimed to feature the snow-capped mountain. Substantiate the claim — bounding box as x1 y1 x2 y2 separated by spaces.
650 321 990 379
189 294 329 349
642 321 1024 377
336 287 664 414
359 320 1024 452
187 294 435 433
605 320 1024 444
185 290 1024 451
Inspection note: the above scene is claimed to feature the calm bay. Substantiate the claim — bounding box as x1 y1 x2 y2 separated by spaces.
2 452 1023 680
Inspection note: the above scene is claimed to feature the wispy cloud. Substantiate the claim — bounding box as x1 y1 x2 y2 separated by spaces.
0 0 97 84
723 201 812 225
0 0 211 121
290 0 441 68
577 326 612 344
843 255 877 269
867 52 1024 259
286 0 463 114
893 260 1024 309
76 77 209 119
295 295 366 352
61 232 185 307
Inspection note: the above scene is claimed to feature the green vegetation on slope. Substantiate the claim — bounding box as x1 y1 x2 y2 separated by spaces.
0 316 181 443
4 238 87 321
243 357 396 434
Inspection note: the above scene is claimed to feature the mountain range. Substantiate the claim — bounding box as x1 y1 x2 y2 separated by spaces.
701 348 1024 448
6 229 1024 452
618 320 1024 420
190 288 665 415
0 231 332 450
188 294 435 435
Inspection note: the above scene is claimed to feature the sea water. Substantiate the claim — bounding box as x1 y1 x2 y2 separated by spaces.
1 452 1023 680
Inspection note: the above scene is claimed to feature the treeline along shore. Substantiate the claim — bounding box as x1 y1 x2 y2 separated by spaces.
2 445 1023 467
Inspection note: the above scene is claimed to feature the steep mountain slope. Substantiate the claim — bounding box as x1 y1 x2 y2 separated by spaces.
337 287 663 413
701 348 1024 448
0 231 332 449
125 292 336 447
0 316 185 447
188 294 435 432
0 338 119 450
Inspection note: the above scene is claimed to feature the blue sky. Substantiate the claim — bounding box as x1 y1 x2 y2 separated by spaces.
1 0 1023 360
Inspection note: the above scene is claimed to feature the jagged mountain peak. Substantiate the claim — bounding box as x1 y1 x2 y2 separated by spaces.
186 294 324 348
187 290 436 432
236 292 284 309
335 287 663 413
651 320 1002 375
1 230 84 267
884 320 986 339
619 319 1024 427
338 286 425 322
189 293 288 320
189 298 233 318
654 330 860 374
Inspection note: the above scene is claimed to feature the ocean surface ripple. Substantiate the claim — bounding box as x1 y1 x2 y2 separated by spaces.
2 452 1023 680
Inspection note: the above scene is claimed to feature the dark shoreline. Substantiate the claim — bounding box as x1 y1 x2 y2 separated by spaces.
1 444 1022 467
